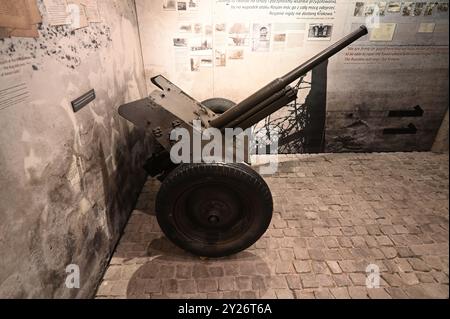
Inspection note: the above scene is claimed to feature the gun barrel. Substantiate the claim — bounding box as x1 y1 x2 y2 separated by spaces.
237 89 298 131
210 25 368 129
224 86 295 129
280 25 368 84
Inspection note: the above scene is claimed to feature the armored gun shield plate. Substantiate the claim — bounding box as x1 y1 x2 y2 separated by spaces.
119 75 217 151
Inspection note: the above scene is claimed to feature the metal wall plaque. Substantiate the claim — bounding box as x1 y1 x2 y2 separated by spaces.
71 89 96 113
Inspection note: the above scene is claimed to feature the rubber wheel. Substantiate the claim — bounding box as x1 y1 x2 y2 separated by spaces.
201 98 236 114
155 163 273 257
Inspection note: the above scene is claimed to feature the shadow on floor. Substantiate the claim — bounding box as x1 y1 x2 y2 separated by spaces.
126 236 272 298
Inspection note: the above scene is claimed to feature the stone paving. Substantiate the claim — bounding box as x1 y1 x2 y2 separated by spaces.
96 152 449 299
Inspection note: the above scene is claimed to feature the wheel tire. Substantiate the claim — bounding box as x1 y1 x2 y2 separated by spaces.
155 163 273 257
201 98 236 114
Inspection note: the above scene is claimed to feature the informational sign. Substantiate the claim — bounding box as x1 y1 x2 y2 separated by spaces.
43 0 101 28
43 0 69 26
0 56 32 111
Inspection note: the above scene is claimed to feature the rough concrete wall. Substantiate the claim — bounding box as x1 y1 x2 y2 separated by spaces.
0 0 152 298
432 108 449 153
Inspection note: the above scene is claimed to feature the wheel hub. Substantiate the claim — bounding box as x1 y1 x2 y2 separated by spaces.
200 199 230 226
208 214 220 224
174 184 250 243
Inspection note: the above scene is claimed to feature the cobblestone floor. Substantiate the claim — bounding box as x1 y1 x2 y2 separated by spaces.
96 152 449 299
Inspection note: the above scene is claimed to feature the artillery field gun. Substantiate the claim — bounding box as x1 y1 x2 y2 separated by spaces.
119 26 368 257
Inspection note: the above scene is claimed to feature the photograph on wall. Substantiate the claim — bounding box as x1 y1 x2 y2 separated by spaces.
308 24 333 41
354 2 365 16
163 0 176 10
437 2 449 13
228 22 250 46
193 23 202 34
215 23 226 32
272 33 287 51
190 56 200 71
370 22 396 41
387 1 401 12
190 37 212 52
188 0 199 9
215 49 226 66
228 48 244 60
401 2 414 16
205 24 213 36
424 2 438 15
364 3 377 15
214 23 227 46
173 37 188 47
178 23 192 33
274 33 287 42
413 2 427 15
376 2 387 15
199 56 213 67
177 1 187 11
252 23 271 52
